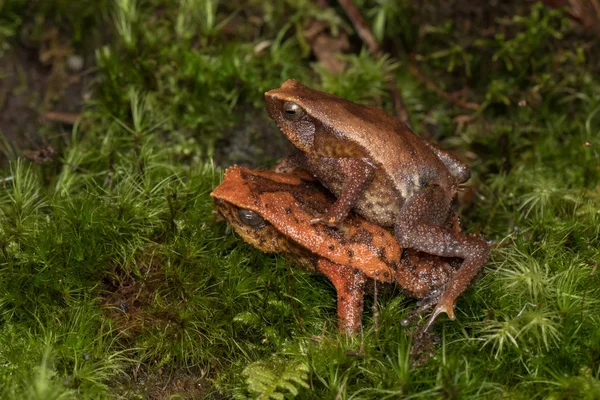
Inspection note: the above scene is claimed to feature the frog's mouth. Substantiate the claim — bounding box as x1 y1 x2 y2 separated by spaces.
286 120 315 152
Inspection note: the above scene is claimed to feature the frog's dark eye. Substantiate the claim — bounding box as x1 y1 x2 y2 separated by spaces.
283 101 305 121
238 209 264 227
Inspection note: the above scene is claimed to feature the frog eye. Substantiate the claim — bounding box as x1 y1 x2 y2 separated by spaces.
238 209 264 227
283 101 305 121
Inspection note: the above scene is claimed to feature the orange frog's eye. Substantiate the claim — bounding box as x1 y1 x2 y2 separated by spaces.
238 209 264 227
283 101 305 121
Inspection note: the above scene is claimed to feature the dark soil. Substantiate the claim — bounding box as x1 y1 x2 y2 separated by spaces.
102 261 216 399
0 30 94 165
212 107 294 169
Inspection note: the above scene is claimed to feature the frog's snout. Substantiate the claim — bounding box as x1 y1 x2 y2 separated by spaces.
264 89 280 105
264 93 279 120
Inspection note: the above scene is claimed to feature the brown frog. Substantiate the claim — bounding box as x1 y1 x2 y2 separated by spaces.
264 80 489 328
211 166 462 334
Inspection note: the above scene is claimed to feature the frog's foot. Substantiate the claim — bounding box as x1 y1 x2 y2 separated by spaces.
423 297 456 332
415 287 443 310
397 291 440 328
395 187 490 330
309 214 350 234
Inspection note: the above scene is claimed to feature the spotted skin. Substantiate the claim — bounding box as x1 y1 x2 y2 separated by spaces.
211 167 464 334
317 260 366 335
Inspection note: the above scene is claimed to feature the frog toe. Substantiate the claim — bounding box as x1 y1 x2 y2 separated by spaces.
423 299 456 332
310 216 334 226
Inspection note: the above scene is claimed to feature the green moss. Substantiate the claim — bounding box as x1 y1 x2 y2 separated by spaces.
1 1 600 398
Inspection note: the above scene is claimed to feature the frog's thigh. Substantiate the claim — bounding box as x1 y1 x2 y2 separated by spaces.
316 259 366 335
394 188 489 324
395 187 485 260
394 187 458 256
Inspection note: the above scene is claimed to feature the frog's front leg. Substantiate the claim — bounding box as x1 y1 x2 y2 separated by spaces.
394 187 489 331
312 158 374 226
317 259 367 335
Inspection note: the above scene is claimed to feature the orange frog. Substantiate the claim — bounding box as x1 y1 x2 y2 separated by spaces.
211 166 463 334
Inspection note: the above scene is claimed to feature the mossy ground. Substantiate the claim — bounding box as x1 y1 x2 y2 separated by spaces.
1 1 599 398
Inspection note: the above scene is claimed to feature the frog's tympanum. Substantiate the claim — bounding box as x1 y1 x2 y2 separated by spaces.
264 80 489 328
211 166 462 334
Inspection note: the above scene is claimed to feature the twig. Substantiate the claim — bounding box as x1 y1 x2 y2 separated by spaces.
337 0 380 55
1 176 14 186
45 111 81 125
584 141 600 169
335 377 348 400
337 0 412 128
408 62 480 110
386 80 411 128
516 302 537 318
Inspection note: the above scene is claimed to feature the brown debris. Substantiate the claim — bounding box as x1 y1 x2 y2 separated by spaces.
45 111 81 125
337 0 381 56
542 0 600 38
408 62 480 111
304 20 350 74
0 23 90 164
22 144 57 164
409 329 439 367
336 0 412 127
101 257 174 340
102 249 214 398
112 365 210 399
453 115 477 133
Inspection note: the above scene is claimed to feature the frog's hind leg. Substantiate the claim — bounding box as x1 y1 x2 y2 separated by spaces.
394 187 489 331
317 259 367 335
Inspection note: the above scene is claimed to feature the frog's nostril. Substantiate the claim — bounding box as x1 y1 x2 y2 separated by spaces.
264 90 277 101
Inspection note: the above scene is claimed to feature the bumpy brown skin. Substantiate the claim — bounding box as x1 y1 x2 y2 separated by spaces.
264 80 489 328
211 166 461 334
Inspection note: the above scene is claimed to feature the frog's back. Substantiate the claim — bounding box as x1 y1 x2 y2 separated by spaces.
300 90 455 198
252 175 399 281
